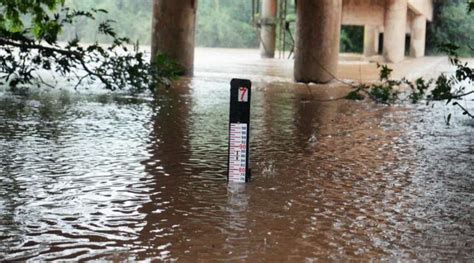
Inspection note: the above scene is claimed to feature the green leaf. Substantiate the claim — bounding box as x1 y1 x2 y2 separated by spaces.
345 90 365 100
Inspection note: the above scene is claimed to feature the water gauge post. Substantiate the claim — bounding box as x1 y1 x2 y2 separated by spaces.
228 79 252 183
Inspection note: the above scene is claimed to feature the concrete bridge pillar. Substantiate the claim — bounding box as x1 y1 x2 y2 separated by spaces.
364 25 379 57
294 0 342 83
151 0 197 76
410 15 427 58
383 0 407 63
260 0 278 58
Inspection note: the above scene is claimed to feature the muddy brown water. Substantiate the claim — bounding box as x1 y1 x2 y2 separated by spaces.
1 50 473 261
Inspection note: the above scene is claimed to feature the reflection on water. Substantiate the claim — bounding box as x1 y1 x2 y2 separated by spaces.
1 60 473 261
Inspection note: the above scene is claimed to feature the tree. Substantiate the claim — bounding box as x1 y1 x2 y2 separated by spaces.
57 0 259 49
427 0 474 56
340 26 364 53
60 0 153 45
0 0 175 92
196 0 258 48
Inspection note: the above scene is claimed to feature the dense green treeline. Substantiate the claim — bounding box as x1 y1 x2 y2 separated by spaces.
427 0 474 56
61 0 259 47
62 0 153 44
60 0 358 50
341 26 363 53
60 0 473 56
196 0 258 48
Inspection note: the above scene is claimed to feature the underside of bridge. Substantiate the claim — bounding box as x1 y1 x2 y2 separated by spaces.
151 0 433 83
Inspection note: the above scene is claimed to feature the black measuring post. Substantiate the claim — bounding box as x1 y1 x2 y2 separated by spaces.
227 79 252 183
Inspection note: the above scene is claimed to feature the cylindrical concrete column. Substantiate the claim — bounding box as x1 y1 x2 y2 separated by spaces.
364 25 379 57
260 0 278 58
151 0 197 76
410 15 427 58
383 0 407 63
294 0 342 83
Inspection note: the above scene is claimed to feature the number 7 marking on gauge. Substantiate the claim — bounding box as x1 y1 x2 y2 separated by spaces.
239 87 248 102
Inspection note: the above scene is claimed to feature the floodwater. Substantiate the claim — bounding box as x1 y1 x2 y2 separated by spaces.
1 49 473 261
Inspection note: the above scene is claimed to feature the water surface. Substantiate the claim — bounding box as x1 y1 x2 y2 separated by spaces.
0 50 473 261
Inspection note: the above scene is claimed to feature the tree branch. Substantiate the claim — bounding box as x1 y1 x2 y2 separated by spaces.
0 37 112 88
0 38 81 58
452 90 474 99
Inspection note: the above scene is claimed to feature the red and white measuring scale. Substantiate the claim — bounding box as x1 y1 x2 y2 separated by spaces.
228 79 251 183
228 123 248 183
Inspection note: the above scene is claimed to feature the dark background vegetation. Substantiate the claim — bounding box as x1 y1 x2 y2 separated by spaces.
60 0 474 57
427 0 474 56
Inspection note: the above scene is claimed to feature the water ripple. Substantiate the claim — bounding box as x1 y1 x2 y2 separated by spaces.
0 80 472 261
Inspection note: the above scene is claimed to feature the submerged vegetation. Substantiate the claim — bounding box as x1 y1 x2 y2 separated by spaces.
345 44 473 123
349 2 474 121
314 1 474 122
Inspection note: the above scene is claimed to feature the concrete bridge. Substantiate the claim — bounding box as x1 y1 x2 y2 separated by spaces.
151 0 433 83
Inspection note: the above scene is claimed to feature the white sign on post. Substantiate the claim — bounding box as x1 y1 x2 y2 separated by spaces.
228 123 248 183
238 87 248 102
